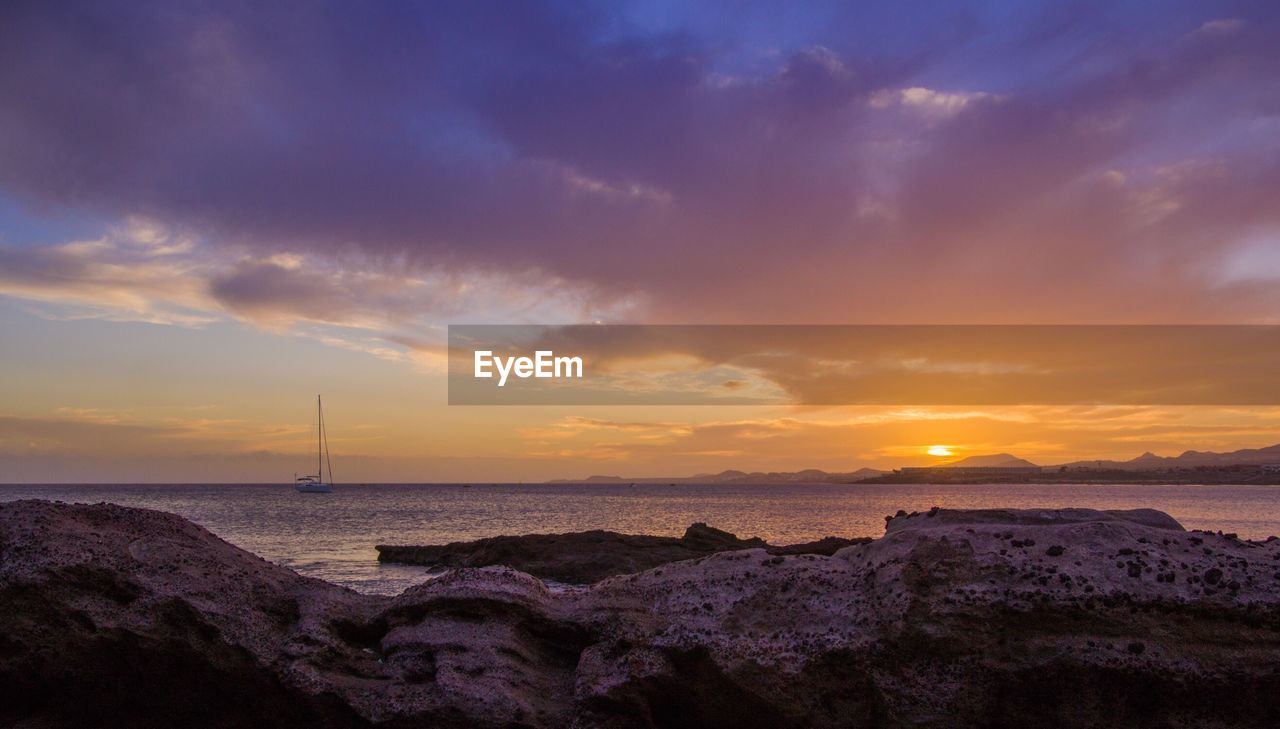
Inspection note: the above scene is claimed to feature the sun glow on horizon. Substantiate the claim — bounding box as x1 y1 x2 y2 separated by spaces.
926 445 954 457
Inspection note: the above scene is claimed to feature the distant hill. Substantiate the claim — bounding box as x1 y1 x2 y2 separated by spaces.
1058 444 1280 470
551 444 1280 484
550 468 886 485
940 453 1039 469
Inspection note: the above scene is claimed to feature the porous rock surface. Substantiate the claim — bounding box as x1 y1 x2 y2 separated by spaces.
3 499 1279 728
376 522 869 583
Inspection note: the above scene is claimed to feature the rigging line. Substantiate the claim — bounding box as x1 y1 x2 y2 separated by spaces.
322 398 335 485
316 395 322 481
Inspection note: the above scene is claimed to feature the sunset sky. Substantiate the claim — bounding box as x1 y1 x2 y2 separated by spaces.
2 1 1279 482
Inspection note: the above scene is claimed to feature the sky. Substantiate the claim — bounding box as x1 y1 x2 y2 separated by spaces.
1 0 1279 481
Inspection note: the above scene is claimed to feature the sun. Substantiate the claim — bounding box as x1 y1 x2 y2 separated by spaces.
926 445 954 457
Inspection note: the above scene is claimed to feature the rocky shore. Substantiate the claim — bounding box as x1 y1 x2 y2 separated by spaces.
3 499 1280 728
376 522 870 583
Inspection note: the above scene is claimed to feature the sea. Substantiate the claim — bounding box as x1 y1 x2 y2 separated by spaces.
2 482 1277 595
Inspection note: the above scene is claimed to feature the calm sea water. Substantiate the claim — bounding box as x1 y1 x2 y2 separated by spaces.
2 482 1277 595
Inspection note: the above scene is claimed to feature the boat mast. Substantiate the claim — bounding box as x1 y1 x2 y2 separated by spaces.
317 394 322 481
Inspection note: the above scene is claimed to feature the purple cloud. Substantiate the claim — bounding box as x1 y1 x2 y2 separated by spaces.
1 0 1279 328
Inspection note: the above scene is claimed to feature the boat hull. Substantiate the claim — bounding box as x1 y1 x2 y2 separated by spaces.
295 483 332 493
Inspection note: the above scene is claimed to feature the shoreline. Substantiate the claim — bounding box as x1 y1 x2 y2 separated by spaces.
4 469 1280 488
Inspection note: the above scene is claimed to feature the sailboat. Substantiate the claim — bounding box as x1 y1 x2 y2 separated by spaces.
295 395 333 493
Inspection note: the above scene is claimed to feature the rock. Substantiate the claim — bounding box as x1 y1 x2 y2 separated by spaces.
4 501 1280 728
884 507 1185 533
768 535 868 557
0 499 375 728
1045 545 1066 556
376 522 869 584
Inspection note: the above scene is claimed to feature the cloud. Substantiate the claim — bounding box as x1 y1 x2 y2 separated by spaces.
511 405 1280 476
0 217 641 361
869 86 999 117
0 0 1278 330
1191 18 1246 36
0 218 218 325
7 400 1280 483
1215 230 1280 284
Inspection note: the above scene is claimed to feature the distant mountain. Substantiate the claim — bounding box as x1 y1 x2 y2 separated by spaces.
941 453 1040 468
552 444 1280 485
550 468 886 485
705 468 887 484
1058 444 1280 470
